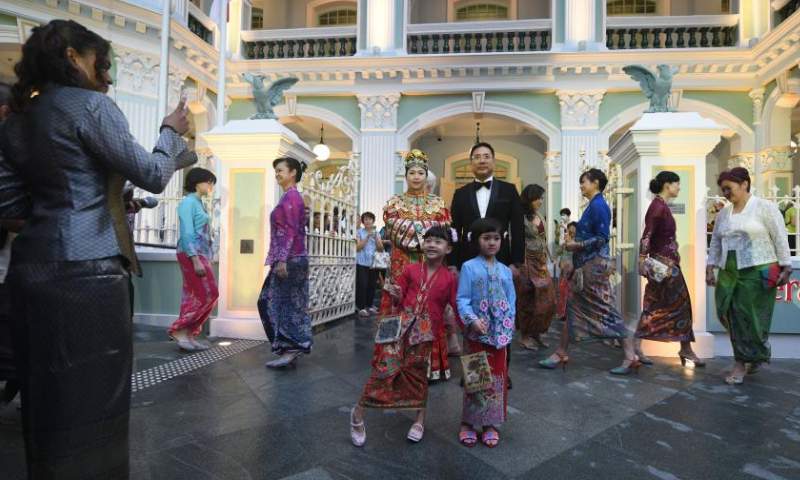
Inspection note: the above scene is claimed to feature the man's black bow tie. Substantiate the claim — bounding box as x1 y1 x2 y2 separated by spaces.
474 181 492 190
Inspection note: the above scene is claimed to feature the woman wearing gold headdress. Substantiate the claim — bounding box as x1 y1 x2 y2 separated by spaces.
379 150 453 381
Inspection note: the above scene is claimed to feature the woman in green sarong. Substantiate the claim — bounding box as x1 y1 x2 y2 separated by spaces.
706 168 792 385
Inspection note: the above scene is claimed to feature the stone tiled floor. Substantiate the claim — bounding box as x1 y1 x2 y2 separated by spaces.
2 319 800 480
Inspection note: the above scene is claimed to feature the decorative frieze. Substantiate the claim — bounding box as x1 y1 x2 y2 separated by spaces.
357 94 400 131
728 153 756 174
115 49 159 95
557 91 605 129
761 147 794 172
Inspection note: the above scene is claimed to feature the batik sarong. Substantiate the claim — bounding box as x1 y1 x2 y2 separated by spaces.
635 267 694 342
428 335 451 380
567 256 628 343
169 253 219 336
514 250 555 336
461 338 508 427
257 256 312 355
715 252 776 364
360 335 432 410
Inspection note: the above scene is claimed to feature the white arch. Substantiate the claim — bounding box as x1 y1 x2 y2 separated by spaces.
396 100 561 152
760 79 800 148
274 103 361 147
598 99 755 152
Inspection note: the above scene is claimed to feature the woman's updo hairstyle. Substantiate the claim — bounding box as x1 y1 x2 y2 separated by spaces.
11 20 111 112
580 168 609 193
649 171 680 195
273 157 307 182
717 167 751 193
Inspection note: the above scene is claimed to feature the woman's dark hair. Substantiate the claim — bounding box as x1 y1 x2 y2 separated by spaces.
567 221 578 230
361 211 376 222
521 184 546 215
580 168 609 193
717 167 751 192
423 226 452 245
469 218 503 247
469 142 495 159
649 171 681 195
184 168 217 193
11 20 111 113
273 156 307 182
559 208 572 217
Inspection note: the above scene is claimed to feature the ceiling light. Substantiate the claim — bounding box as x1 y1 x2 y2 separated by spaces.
313 124 331 161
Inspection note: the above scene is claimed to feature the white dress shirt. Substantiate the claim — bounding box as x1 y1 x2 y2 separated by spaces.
474 176 494 219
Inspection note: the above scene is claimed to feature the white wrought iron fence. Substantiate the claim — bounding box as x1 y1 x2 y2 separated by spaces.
132 193 221 253
706 185 800 258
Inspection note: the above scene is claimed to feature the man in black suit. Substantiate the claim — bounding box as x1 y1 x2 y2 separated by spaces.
448 142 525 389
448 142 525 273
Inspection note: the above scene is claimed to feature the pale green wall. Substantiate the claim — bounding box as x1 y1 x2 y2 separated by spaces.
230 170 266 310
227 96 360 128
486 92 561 129
556 0 565 43
133 260 219 315
397 94 471 130
623 171 639 318
682 90 753 126
600 91 645 128
0 13 16 25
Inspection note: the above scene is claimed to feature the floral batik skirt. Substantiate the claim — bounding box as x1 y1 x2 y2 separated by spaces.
556 258 574 318
360 334 432 410
715 252 776 365
635 266 695 342
461 338 508 427
514 249 555 336
428 331 451 381
567 256 628 343
257 256 312 355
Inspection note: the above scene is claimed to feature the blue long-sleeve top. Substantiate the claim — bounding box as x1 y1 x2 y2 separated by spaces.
457 256 516 348
573 193 611 268
176 193 212 258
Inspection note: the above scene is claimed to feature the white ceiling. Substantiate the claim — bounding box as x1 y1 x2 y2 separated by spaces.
411 113 541 143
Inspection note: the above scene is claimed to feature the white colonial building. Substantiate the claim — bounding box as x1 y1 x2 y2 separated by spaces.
1 0 799 355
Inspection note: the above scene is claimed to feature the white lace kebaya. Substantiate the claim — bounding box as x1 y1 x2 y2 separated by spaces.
707 195 792 269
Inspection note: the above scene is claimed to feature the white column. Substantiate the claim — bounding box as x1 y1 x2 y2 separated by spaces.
156 0 172 118
557 91 605 217
362 0 396 56
545 152 562 254
358 94 400 224
750 88 766 192
564 0 602 51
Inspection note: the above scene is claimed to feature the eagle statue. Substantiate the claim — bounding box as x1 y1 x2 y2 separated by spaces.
241 73 299 120
622 64 676 113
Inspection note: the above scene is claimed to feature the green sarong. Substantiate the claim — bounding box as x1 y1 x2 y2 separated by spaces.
715 252 776 364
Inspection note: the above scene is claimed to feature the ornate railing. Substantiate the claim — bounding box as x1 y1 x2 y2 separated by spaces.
706 185 800 258
777 0 800 27
241 26 357 60
406 19 552 54
132 194 221 251
299 153 359 326
606 14 739 50
187 2 214 46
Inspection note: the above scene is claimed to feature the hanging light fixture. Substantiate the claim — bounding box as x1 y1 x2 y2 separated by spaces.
475 122 482 143
312 124 331 161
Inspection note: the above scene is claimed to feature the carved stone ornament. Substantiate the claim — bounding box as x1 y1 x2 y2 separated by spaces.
622 64 676 113
114 49 159 95
544 152 562 176
749 88 765 126
761 148 793 173
557 91 605 128
727 153 756 174
358 94 401 131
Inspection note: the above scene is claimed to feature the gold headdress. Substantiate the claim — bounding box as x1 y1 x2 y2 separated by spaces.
404 149 429 172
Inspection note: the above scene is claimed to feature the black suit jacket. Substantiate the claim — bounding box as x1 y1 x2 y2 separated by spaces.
448 179 525 269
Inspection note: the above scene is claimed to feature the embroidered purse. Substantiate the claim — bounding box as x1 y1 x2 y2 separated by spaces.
760 263 782 290
643 256 670 283
374 314 402 344
460 351 493 393
370 251 390 270
572 268 584 293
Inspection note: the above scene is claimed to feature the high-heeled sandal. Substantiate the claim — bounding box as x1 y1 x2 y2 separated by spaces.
724 373 744 385
350 408 366 446
266 350 301 369
634 350 653 365
169 334 196 352
539 352 570 371
610 358 642 375
679 354 706 368
407 423 424 443
190 338 211 351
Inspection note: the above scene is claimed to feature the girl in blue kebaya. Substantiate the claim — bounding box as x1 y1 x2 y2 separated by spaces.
457 218 516 448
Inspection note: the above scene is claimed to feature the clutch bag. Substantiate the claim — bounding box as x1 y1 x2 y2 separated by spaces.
760 263 782 290
374 314 402 344
460 351 493 393
644 256 670 283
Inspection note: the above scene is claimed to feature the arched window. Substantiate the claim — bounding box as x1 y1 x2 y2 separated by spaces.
607 0 657 16
453 160 509 183
455 2 510 21
721 0 730 13
251 7 263 29
318 8 357 26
